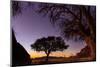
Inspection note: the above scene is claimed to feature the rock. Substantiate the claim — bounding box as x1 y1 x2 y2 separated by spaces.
12 29 32 66
76 46 91 58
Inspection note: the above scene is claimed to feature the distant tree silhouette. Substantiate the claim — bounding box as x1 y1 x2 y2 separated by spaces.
12 1 96 60
37 3 96 60
31 36 69 61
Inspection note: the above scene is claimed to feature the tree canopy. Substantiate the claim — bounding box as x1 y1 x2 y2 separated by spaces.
12 1 96 60
37 3 96 60
37 3 96 42
31 36 69 61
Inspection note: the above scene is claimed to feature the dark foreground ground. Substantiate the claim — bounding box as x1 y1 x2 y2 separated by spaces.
31 56 94 65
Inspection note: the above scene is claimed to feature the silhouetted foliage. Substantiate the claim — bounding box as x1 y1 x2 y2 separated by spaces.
37 3 96 60
31 36 69 61
12 1 22 16
12 1 96 60
12 1 34 16
37 3 96 41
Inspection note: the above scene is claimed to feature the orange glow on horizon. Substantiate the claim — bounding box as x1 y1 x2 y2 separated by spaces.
29 51 74 59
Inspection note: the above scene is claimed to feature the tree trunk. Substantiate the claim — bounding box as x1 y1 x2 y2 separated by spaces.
81 6 96 41
84 36 96 60
45 53 50 62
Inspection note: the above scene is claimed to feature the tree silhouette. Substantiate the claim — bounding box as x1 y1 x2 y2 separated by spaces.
12 1 22 16
31 36 69 61
12 1 96 60
37 3 96 60
12 1 34 16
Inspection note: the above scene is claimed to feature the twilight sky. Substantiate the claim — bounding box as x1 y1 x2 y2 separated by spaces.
11 1 86 58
